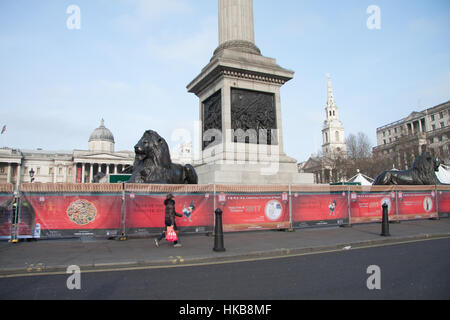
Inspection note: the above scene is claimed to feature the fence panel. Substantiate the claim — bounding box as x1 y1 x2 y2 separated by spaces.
291 185 350 228
349 186 397 224
0 184 14 240
437 185 450 218
124 184 215 237
19 183 123 239
394 186 438 221
215 185 290 232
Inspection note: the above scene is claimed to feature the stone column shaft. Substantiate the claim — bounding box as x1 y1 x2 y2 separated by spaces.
219 0 255 44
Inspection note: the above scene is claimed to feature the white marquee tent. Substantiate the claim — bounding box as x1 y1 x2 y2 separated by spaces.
346 170 374 186
436 164 450 184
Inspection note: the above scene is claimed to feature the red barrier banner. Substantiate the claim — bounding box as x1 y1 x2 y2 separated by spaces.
0 194 14 239
437 190 450 218
220 193 289 232
350 191 397 224
291 192 349 228
396 190 438 220
20 193 123 238
124 192 214 236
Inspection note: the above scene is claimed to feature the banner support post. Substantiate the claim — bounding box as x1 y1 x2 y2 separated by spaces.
10 194 19 243
431 184 440 220
288 185 294 232
341 185 352 228
394 187 400 223
119 183 127 241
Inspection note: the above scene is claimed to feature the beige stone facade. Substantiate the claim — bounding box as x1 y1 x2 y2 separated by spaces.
0 120 134 190
373 100 450 168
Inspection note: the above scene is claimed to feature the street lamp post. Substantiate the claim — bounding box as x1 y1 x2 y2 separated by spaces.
29 168 35 183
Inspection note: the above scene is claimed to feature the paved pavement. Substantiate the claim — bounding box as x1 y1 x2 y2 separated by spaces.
0 218 449 276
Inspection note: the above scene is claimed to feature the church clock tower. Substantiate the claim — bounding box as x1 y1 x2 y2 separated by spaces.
322 74 347 157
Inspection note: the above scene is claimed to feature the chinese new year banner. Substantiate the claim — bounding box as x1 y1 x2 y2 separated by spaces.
124 193 214 236
349 191 397 224
20 193 123 238
291 192 349 227
220 193 289 232
437 190 450 218
396 190 438 220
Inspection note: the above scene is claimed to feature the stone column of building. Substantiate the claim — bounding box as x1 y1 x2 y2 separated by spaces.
81 163 86 183
73 163 77 183
6 164 11 183
219 0 255 45
16 163 21 191
89 163 93 183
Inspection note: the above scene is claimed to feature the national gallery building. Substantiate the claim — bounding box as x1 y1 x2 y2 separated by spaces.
0 120 135 190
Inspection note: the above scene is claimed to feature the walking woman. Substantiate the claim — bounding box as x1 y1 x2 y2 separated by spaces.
155 193 182 247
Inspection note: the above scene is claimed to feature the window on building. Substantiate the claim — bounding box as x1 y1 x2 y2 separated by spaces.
432 124 436 131
440 112 443 119
59 167 63 175
36 168 40 175
49 167 53 175
335 131 339 142
383 139 386 145
431 114 435 121
394 128 398 134
383 131 386 137
441 122 445 128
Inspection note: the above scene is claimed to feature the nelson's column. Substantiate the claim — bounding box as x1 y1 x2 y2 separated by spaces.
187 0 314 185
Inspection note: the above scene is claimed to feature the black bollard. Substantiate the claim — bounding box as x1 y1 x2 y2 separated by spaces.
213 208 225 252
380 203 390 237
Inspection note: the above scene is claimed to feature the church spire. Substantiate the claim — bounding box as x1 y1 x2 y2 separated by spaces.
325 73 338 121
322 73 346 157
326 73 336 108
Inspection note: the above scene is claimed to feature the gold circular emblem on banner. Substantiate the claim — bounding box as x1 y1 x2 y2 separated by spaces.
66 199 97 225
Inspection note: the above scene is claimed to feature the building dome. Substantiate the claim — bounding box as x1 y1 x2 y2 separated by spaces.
88 119 115 153
89 119 115 143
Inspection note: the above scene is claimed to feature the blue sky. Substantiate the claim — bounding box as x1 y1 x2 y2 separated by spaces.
1 0 449 163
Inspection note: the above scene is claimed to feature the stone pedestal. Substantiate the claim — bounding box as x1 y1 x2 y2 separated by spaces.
187 0 313 185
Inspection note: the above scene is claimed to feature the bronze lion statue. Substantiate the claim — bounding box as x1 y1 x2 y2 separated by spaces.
373 152 442 185
128 130 198 184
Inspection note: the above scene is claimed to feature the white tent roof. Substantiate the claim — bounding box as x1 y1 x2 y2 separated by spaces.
347 170 374 186
436 164 450 184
